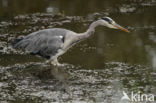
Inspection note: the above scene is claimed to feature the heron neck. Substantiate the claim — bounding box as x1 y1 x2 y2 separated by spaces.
81 20 100 38
74 20 100 43
88 20 100 32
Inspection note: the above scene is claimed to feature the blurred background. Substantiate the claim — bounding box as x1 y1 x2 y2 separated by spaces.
0 0 156 103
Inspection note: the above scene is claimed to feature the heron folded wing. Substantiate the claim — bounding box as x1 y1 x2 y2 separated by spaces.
12 28 68 59
30 35 64 59
13 34 64 59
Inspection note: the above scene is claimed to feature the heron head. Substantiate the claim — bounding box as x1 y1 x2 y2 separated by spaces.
100 17 130 33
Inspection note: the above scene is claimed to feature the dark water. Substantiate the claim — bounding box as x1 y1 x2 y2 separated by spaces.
0 0 156 103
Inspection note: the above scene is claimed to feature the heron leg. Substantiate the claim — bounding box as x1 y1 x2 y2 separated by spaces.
45 58 59 67
53 59 59 66
50 58 59 67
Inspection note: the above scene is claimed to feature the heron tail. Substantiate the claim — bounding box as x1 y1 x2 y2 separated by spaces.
12 36 24 48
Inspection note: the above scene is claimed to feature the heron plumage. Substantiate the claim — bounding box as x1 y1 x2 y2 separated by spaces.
12 28 69 59
12 17 129 65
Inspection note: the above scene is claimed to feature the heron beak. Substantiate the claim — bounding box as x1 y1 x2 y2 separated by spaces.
113 23 130 33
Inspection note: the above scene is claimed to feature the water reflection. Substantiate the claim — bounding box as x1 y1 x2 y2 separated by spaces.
145 45 156 69
50 65 71 92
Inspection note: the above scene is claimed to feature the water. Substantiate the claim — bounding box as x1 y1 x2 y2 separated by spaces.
0 0 156 103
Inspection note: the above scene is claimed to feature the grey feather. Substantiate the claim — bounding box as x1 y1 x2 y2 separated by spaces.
13 28 69 59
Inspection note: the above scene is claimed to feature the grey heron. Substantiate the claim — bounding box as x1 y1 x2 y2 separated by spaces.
12 17 129 66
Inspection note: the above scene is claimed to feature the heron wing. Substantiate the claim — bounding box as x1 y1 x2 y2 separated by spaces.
30 35 64 59
13 29 66 59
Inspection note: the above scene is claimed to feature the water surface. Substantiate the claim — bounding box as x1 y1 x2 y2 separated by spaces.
0 0 156 103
